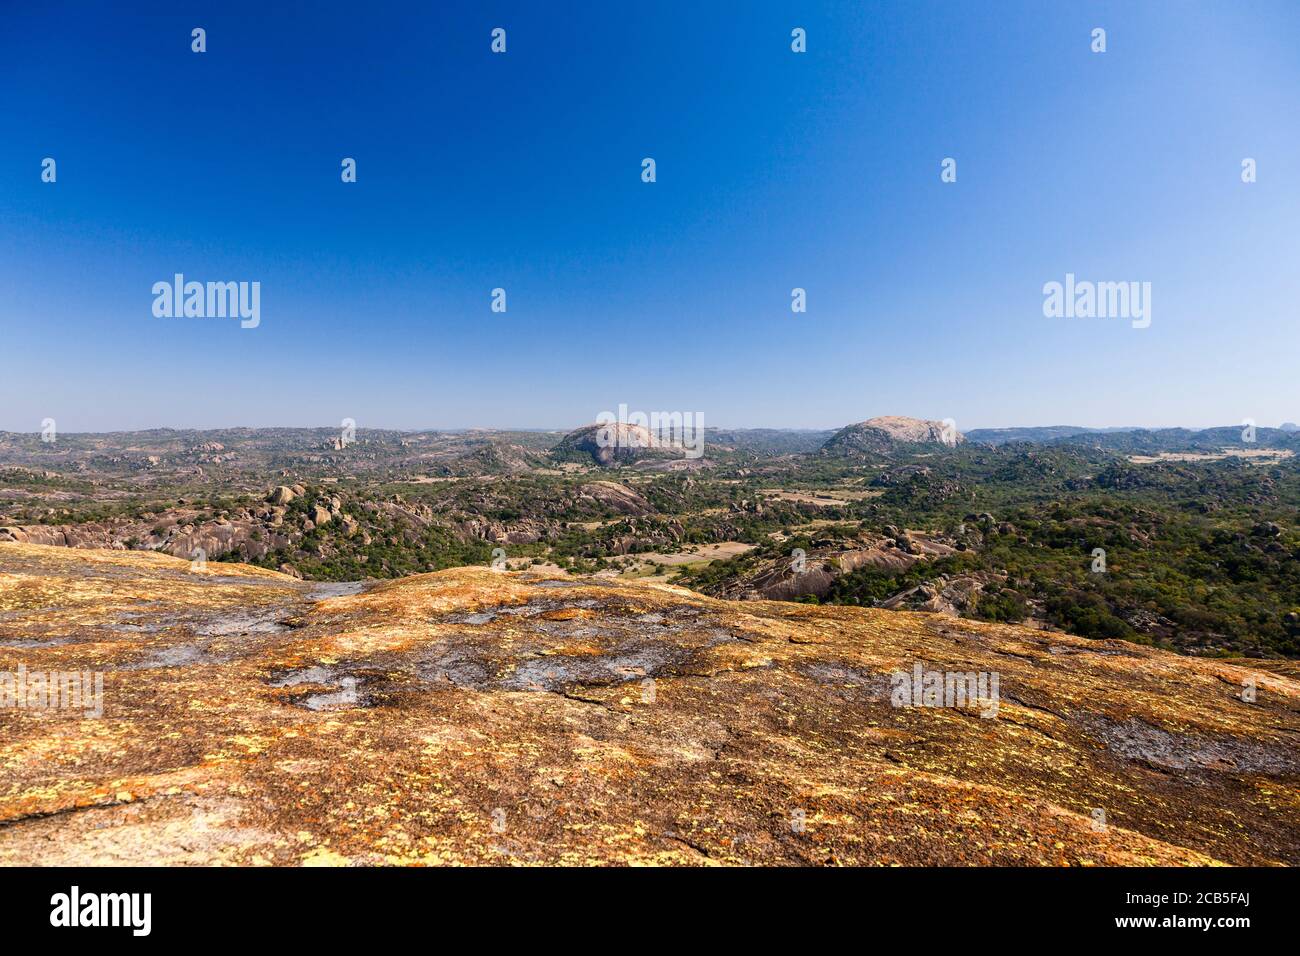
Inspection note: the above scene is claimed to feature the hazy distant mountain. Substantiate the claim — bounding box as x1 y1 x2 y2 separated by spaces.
967 424 1300 452
705 428 833 455
966 426 1109 445
1049 426 1299 453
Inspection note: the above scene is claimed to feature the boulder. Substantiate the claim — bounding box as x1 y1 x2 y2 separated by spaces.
267 486 296 505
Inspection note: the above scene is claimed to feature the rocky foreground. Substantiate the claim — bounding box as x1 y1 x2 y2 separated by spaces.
0 542 1296 866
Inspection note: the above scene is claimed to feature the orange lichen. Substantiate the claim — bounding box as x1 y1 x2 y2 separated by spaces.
0 541 1296 866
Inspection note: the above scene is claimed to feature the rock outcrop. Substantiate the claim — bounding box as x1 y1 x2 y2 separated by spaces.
822 416 964 456
706 532 957 603
267 486 297 505
1 541 1296 866
553 423 687 467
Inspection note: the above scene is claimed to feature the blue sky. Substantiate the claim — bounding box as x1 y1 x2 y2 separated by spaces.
2 1 1298 432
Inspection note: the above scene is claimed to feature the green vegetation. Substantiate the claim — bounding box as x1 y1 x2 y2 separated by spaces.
4 427 1297 658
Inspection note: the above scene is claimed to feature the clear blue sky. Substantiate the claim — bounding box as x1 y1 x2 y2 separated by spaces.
2 1 1298 432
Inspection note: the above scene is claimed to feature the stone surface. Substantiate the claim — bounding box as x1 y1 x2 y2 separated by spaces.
267 486 296 505
0 541 1296 866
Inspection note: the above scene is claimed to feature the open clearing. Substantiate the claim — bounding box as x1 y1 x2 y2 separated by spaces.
1128 449 1294 465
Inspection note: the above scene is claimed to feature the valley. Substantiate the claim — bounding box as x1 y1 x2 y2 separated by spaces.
3 415 1298 659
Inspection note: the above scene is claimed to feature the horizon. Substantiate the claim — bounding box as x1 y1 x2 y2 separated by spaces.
3 2 1299 431
3 417 1298 437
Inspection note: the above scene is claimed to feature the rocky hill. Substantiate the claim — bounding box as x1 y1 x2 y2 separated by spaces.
697 528 961 603
552 422 686 467
822 416 964 456
1051 426 1300 453
965 425 1099 445
1 541 1295 865
0 478 665 578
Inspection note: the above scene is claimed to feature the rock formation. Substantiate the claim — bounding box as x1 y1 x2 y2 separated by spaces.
822 416 965 456
1 541 1295 866
553 423 685 467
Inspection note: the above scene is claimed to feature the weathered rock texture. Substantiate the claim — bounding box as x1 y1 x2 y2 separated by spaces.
0 542 1296 866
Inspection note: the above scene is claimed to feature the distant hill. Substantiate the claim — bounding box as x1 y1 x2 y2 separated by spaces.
551 422 684 467
966 426 1109 445
822 416 963 456
445 442 547 475
705 428 833 455
1049 426 1300 453
966 425 1300 452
